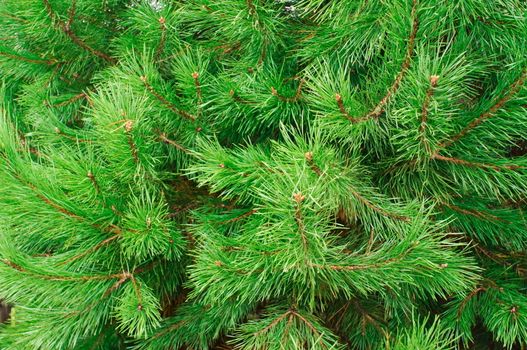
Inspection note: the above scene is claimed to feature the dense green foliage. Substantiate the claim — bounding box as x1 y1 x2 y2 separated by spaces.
0 0 526 349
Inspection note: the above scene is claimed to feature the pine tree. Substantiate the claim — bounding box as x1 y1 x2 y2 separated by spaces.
0 0 526 349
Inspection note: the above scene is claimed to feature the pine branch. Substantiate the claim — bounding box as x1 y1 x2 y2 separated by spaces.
352 299 388 338
60 234 120 265
271 78 304 103
216 208 258 225
1 258 132 282
86 170 100 193
438 68 527 149
124 120 139 163
48 91 88 107
154 17 167 61
293 192 309 253
246 0 256 16
230 89 257 105
336 0 419 123
420 75 439 154
192 72 202 116
457 286 487 317
253 310 291 336
442 202 505 222
42 0 116 63
305 152 322 176
13 173 122 235
140 76 196 121
0 50 57 66
158 132 191 154
308 241 419 271
349 187 410 222
431 153 523 171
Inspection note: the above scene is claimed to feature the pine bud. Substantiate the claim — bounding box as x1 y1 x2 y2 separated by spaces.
293 192 305 203
124 120 133 133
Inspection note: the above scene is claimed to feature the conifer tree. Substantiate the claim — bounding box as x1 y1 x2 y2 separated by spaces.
0 0 526 349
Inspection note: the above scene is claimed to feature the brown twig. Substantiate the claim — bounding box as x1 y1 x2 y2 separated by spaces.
229 89 257 104
349 187 410 222
271 79 305 103
124 120 139 163
53 127 91 143
217 209 258 225
442 202 505 222
0 51 57 66
335 93 375 123
1 258 129 282
457 287 487 317
254 311 292 336
246 0 256 15
304 151 322 176
293 192 309 252
155 17 167 60
16 175 122 235
257 38 268 66
192 72 202 116
50 92 88 107
431 153 523 171
309 241 418 271
420 75 439 154
42 0 116 63
438 68 527 149
87 170 100 193
336 0 419 123
158 132 191 154
140 76 196 121
60 234 120 265
352 300 387 337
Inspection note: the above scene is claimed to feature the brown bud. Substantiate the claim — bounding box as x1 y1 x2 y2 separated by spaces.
159 17 166 25
214 261 223 267
139 75 147 82
439 263 448 268
511 306 518 313
137 304 143 311
430 75 440 87
192 72 200 79
293 192 305 203
335 93 342 102
219 163 225 168
271 87 278 96
124 120 133 133
305 152 313 162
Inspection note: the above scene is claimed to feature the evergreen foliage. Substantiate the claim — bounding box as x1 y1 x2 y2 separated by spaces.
0 0 526 349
